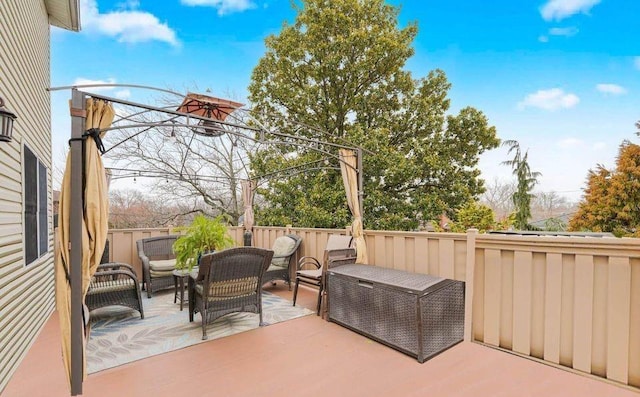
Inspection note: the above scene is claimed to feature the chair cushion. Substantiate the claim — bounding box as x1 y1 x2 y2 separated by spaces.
149 259 176 271
150 269 174 277
267 264 287 273
296 268 322 280
195 277 259 300
271 236 297 268
87 279 136 294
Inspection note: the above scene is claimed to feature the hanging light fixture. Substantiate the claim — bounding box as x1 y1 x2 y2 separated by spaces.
176 92 243 138
0 96 17 143
193 119 225 137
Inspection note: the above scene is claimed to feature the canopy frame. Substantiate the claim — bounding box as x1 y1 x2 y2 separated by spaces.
51 84 368 395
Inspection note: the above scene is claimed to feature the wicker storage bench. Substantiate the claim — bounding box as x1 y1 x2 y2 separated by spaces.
327 264 464 363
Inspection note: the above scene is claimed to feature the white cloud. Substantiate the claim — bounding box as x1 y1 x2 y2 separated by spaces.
115 89 131 99
517 88 580 111
634 57 640 70
557 138 583 148
548 26 579 37
72 77 117 91
71 79 131 100
540 0 600 21
180 0 256 16
596 83 627 95
538 35 549 43
592 142 607 150
81 0 178 46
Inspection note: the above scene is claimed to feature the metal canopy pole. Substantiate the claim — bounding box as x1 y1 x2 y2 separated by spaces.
69 89 86 396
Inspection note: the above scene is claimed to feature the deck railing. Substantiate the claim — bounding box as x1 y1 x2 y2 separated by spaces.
467 231 640 388
105 226 640 388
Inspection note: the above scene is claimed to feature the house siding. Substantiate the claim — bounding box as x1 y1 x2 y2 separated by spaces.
0 0 54 393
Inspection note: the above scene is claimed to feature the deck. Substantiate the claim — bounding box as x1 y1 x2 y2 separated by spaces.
4 284 636 397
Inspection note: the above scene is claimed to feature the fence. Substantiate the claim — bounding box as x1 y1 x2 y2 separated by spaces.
468 231 640 388
105 226 640 388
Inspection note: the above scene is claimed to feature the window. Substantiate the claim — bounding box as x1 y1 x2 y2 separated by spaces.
24 145 49 265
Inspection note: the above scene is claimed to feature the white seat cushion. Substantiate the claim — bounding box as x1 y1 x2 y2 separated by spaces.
149 259 176 271
271 236 297 268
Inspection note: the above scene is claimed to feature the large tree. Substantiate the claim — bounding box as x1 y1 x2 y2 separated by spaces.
249 0 499 230
569 141 640 236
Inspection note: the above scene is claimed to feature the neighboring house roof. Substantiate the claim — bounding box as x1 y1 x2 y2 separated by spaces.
44 0 80 31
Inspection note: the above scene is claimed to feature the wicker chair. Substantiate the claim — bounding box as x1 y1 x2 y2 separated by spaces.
262 234 302 289
188 247 274 340
86 262 144 319
137 235 180 298
293 235 356 315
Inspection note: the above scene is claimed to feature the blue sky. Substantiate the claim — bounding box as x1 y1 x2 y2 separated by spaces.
50 0 640 201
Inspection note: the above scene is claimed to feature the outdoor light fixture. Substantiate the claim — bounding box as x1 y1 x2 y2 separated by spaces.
0 96 17 143
192 119 225 137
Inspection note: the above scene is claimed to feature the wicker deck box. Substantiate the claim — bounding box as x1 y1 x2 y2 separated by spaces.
327 264 464 363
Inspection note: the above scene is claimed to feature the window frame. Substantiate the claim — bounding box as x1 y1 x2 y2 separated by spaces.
23 144 50 266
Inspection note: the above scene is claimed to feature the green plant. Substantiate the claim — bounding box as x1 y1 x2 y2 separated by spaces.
450 201 496 233
172 215 234 271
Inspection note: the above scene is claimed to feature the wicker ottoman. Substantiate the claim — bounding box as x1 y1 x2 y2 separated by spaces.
327 264 464 363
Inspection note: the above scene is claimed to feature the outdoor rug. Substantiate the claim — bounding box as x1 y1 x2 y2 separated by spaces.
86 290 313 373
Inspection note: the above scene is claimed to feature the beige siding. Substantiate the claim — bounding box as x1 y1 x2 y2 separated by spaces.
0 0 53 393
44 0 80 31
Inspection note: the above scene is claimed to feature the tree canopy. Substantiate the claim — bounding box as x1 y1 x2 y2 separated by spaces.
569 141 640 236
249 0 499 230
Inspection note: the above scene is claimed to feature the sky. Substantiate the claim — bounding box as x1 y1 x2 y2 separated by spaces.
50 0 640 202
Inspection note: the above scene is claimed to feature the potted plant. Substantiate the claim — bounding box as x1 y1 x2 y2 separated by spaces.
172 215 235 271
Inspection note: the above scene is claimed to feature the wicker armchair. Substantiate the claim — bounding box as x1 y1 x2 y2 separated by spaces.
86 262 144 318
262 234 302 289
137 235 180 298
188 247 274 340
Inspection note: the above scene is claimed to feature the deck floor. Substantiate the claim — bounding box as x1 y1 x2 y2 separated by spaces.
4 284 636 397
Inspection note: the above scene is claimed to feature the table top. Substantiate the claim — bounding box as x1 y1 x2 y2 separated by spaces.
172 268 197 277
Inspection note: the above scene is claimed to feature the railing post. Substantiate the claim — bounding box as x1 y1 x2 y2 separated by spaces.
464 228 478 342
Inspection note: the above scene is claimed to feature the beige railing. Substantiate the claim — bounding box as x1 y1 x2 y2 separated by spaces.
466 231 640 388
106 226 640 388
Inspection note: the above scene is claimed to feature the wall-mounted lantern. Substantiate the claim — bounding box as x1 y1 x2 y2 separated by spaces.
0 96 17 143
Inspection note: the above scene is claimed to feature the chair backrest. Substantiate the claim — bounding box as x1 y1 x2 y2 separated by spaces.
325 235 354 251
322 248 357 272
271 234 303 267
196 247 274 297
137 235 179 260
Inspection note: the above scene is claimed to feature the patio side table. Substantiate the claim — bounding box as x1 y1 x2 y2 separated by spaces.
172 269 191 311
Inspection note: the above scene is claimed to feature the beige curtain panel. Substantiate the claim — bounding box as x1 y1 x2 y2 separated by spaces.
338 149 368 264
55 98 114 389
242 179 256 232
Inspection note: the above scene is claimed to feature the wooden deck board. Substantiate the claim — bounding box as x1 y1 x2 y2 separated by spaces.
4 284 637 397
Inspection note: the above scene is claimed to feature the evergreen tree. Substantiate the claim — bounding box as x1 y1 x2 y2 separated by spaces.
501 140 540 230
570 141 640 236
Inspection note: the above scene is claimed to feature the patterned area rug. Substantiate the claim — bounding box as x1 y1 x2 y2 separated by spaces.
86 290 313 373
